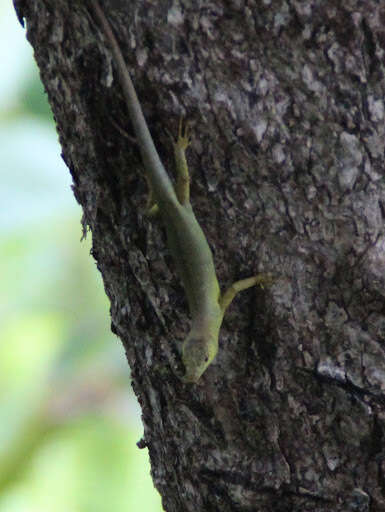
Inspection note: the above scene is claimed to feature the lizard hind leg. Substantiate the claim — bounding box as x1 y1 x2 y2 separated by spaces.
173 118 191 205
219 273 273 315
144 173 159 217
146 118 191 215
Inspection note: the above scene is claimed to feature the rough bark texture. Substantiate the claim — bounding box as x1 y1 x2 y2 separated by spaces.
15 0 385 510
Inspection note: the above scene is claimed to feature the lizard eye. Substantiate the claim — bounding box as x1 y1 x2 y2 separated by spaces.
204 356 209 362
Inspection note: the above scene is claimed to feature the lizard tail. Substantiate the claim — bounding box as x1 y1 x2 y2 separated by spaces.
90 0 178 206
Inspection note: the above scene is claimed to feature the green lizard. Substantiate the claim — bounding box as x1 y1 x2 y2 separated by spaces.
90 0 271 383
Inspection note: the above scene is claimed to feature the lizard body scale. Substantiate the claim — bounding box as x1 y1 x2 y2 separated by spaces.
90 0 270 382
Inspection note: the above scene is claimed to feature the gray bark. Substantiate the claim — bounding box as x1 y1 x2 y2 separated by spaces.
14 0 385 510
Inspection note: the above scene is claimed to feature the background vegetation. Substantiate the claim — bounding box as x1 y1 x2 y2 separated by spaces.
0 2 163 510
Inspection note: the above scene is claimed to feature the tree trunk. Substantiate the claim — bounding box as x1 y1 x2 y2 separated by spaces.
14 0 385 510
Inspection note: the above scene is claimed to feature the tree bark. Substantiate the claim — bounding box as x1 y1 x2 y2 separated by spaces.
14 0 385 510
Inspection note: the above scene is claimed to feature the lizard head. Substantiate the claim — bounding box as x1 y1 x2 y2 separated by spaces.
181 333 218 383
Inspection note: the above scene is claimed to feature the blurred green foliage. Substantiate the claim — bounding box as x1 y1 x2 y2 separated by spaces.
0 3 163 510
20 72 53 120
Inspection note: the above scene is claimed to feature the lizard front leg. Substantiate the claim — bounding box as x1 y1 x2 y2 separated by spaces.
219 274 273 315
